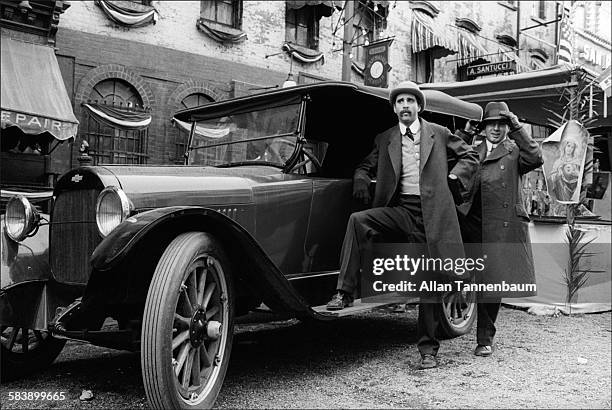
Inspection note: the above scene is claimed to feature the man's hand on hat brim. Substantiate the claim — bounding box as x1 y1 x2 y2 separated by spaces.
499 110 521 130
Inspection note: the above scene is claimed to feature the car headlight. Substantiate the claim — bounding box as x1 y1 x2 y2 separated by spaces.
95 186 132 237
5 195 40 242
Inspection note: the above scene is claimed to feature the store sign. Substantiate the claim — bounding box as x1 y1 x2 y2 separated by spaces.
1 110 64 132
364 39 393 88
466 60 517 79
1 109 77 141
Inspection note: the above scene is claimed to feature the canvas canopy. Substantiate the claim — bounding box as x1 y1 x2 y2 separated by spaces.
1 37 78 141
421 65 612 128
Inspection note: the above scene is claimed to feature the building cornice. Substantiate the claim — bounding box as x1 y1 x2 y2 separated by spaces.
575 28 611 48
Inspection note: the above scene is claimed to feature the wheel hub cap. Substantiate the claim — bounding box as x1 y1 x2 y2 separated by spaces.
189 309 207 347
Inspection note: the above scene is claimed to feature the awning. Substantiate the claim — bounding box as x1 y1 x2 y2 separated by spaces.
420 65 611 127
411 10 458 58
490 45 531 73
1 37 78 141
456 28 490 64
285 1 339 17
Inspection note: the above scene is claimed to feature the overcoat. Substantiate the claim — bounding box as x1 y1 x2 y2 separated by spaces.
354 118 479 262
459 125 543 298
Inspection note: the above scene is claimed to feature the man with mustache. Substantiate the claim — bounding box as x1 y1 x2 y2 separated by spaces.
458 102 541 357
326 81 479 369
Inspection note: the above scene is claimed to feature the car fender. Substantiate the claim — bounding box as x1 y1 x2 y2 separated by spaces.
88 206 324 319
1 214 51 290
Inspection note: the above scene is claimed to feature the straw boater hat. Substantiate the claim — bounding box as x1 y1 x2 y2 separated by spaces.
389 81 426 112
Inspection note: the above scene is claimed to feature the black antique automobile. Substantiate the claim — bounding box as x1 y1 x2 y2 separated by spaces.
1 82 482 408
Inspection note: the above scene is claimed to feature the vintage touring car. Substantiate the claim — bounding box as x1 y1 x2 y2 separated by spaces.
1 81 482 408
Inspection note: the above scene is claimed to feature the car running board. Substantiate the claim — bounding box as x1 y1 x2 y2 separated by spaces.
311 299 399 317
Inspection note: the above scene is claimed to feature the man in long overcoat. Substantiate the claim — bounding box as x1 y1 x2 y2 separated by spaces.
326 81 479 369
458 102 542 357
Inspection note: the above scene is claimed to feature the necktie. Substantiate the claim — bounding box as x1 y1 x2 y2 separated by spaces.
403 129 414 141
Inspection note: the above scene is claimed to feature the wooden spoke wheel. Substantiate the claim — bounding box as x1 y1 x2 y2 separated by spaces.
142 232 234 409
0 326 65 381
438 287 476 338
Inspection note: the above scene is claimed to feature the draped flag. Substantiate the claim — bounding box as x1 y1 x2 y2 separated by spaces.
556 4 575 65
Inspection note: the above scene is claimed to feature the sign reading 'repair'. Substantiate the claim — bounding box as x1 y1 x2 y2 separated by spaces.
1 109 78 141
467 60 517 79
1 110 64 132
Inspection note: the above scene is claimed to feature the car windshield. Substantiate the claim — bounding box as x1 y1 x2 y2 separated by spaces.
187 102 301 167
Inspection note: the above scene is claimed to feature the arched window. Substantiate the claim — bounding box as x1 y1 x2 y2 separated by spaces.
179 93 214 110
90 79 143 108
81 79 150 165
173 93 215 163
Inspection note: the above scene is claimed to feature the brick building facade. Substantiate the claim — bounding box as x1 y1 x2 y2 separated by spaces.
2 0 610 177
53 1 415 166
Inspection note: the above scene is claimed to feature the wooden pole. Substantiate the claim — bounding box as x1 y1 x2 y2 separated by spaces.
342 0 354 82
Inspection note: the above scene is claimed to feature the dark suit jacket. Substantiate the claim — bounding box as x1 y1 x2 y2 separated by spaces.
353 118 479 260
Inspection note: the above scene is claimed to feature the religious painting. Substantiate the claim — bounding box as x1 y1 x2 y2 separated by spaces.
542 120 589 206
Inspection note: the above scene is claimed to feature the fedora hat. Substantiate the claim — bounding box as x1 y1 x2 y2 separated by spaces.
482 101 510 123
389 81 426 112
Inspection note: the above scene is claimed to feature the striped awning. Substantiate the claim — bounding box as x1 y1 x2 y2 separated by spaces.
493 45 531 73
285 1 340 17
457 29 490 63
411 10 458 58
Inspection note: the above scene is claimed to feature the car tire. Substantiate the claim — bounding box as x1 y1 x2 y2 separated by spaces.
437 289 476 339
142 232 234 409
0 327 66 381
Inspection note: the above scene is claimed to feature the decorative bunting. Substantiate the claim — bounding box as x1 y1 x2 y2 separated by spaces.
95 0 158 27
172 118 230 139
196 19 247 43
282 42 324 64
84 103 151 130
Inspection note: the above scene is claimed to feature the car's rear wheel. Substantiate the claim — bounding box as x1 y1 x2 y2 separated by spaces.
437 288 476 338
0 326 66 381
142 232 234 409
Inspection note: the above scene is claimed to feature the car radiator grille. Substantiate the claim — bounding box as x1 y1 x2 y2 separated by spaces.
50 189 101 284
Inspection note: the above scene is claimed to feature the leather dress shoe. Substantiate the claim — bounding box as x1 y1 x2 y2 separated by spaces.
419 354 437 369
474 344 493 356
326 291 354 310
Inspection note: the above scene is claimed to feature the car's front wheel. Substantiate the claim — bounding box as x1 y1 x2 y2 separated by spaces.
0 326 66 381
142 232 234 409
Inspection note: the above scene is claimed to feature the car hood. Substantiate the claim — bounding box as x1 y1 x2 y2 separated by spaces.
96 165 283 209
